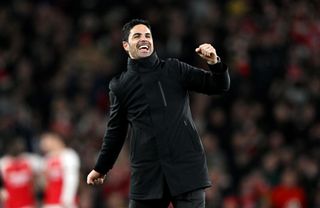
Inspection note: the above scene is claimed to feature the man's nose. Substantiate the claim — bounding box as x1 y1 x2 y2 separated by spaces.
140 35 148 41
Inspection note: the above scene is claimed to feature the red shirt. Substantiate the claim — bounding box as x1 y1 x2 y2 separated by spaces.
44 155 64 205
271 185 306 208
0 154 41 208
43 149 80 207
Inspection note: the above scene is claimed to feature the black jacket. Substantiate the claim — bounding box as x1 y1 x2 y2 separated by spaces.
94 52 230 199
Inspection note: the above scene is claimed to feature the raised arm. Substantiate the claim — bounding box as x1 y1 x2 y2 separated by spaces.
177 43 230 95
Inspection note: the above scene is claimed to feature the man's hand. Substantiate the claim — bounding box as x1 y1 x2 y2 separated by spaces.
87 170 106 185
195 43 219 65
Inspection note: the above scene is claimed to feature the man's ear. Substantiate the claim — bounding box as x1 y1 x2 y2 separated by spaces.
122 41 129 52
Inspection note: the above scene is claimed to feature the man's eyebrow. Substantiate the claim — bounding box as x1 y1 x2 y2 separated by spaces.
132 32 151 36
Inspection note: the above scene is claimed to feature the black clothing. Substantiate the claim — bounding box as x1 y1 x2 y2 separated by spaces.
94 52 230 199
129 187 205 208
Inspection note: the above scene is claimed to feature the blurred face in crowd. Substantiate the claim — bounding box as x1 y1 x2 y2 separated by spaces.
40 133 65 154
122 24 154 59
281 169 297 187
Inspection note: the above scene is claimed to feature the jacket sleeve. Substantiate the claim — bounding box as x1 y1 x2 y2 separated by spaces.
176 60 230 95
94 88 128 174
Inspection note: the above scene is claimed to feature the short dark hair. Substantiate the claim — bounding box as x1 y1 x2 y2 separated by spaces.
5 136 25 156
122 19 151 41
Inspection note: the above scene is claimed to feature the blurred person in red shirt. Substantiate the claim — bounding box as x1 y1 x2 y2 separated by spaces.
270 168 306 208
40 132 80 208
0 136 42 208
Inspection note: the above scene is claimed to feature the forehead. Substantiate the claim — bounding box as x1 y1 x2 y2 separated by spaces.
129 24 151 36
41 134 58 142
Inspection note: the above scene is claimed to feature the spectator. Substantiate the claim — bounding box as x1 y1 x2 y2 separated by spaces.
270 168 307 208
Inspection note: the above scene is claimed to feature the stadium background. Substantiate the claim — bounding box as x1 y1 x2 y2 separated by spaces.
0 0 320 207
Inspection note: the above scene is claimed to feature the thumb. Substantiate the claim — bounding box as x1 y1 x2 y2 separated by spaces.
195 48 201 53
87 174 96 185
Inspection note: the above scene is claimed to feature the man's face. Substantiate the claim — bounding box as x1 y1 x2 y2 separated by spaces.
123 24 154 59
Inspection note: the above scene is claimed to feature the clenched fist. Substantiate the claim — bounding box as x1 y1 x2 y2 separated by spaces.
195 43 220 65
87 170 106 185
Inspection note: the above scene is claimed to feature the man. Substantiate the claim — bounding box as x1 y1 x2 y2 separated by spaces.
40 132 80 208
87 19 230 208
0 136 42 208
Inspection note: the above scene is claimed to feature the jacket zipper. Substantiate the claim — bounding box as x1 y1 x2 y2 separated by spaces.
158 81 167 107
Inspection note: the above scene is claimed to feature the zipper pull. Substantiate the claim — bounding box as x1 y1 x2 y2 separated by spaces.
158 81 167 107
184 120 187 126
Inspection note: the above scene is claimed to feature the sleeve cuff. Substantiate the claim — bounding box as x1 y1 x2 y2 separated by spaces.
93 158 110 175
93 166 108 175
208 61 228 74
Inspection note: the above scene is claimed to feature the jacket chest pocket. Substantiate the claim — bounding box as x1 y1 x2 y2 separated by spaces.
141 78 167 110
157 81 167 107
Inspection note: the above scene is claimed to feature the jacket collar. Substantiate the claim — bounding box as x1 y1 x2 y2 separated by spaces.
127 52 160 72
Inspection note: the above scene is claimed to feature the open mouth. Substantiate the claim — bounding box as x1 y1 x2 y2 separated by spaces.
139 45 149 50
137 41 151 52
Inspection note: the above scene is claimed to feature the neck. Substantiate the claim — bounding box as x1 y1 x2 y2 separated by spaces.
127 52 160 72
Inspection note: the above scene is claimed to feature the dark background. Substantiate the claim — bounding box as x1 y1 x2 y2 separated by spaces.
0 0 319 207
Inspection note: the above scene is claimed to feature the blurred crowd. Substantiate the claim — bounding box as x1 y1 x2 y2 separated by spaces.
0 0 320 207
